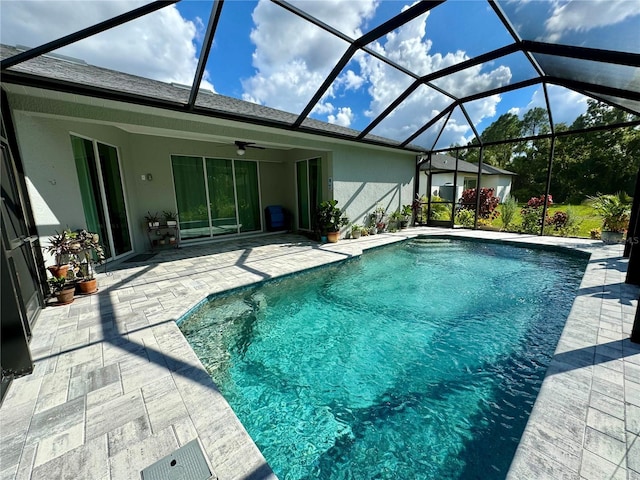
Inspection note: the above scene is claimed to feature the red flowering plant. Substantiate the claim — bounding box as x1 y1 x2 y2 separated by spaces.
521 194 553 234
458 187 500 221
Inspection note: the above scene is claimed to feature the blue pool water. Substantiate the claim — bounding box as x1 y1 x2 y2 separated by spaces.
179 239 588 479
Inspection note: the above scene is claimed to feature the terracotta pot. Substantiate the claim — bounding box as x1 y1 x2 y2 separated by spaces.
327 231 340 243
56 287 75 305
78 278 98 294
48 264 69 279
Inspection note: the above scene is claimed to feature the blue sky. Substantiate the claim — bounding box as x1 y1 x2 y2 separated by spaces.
2 0 638 150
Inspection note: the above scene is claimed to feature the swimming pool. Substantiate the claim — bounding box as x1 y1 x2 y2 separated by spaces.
179 238 588 479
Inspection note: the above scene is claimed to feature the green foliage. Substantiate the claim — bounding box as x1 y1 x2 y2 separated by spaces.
163 210 177 221
429 195 451 220
144 211 160 223
460 101 640 205
455 208 475 227
588 192 632 232
315 200 349 233
499 196 518 230
547 208 581 237
47 276 68 293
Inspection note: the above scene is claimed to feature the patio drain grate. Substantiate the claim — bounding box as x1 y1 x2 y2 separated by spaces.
140 439 213 480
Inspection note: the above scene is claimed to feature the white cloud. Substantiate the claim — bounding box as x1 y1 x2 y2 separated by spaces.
241 0 373 114
526 86 588 125
543 0 640 42
328 107 354 127
363 5 510 148
0 0 215 91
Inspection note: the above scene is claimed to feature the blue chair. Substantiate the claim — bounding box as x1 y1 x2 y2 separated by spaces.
265 205 287 231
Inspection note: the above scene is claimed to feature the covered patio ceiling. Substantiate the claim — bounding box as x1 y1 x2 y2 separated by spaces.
1 0 639 153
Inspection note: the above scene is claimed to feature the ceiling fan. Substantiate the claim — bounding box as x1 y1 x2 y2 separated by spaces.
235 141 265 156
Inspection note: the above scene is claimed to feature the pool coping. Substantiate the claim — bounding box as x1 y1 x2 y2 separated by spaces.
0 228 638 479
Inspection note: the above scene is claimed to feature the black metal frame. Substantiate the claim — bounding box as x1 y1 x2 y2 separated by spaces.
1 0 637 154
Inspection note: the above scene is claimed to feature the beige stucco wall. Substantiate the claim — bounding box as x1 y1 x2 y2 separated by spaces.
332 145 416 230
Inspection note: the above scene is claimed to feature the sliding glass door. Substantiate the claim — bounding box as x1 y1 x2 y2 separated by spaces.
171 156 262 240
71 135 132 259
296 158 321 231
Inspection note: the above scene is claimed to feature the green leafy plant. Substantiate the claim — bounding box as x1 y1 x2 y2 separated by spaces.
145 211 160 224
429 195 451 220
499 196 518 231
520 195 553 234
44 229 74 265
163 210 177 222
47 275 68 294
588 192 631 233
315 200 349 233
455 208 475 227
69 229 106 280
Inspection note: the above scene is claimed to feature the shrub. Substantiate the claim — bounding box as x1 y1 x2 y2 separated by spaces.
455 208 475 227
499 196 518 230
549 208 581 237
459 188 500 220
520 194 553 234
430 195 451 220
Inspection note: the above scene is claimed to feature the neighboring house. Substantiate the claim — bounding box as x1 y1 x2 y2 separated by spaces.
419 154 516 203
1 44 417 268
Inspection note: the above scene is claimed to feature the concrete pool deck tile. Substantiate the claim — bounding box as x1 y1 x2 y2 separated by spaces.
579 449 626 480
1 230 639 479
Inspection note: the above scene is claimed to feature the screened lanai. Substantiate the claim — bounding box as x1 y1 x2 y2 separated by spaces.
1 1 640 478
2 1 639 224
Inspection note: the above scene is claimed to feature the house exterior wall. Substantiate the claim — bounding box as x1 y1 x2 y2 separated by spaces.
12 112 133 263
7 88 417 259
332 145 415 230
420 172 513 203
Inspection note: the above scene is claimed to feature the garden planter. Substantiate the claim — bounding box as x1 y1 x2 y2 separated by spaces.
56 287 75 305
327 231 340 243
352 230 361 239
78 278 98 294
601 231 624 244
48 264 69 279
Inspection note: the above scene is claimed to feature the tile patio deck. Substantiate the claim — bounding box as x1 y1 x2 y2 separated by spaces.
0 228 638 479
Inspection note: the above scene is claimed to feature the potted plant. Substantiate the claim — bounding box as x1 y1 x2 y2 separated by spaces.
315 200 349 243
48 276 75 305
371 204 386 233
588 192 631 244
163 210 178 227
70 229 105 294
44 230 73 279
389 210 403 230
145 211 160 228
351 224 362 239
401 204 413 228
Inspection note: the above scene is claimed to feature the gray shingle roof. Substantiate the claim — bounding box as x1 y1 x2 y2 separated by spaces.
420 154 516 176
0 44 412 150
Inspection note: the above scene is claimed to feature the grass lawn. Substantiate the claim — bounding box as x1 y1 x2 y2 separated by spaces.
490 203 603 238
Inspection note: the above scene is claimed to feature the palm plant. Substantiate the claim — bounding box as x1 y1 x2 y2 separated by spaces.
588 192 632 233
